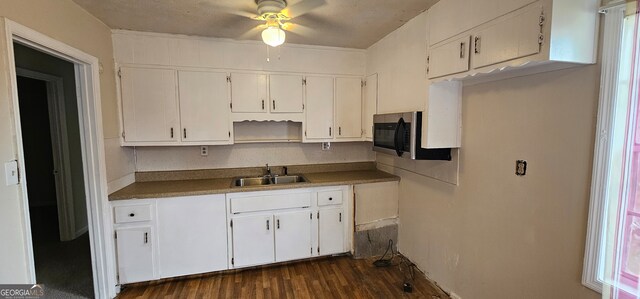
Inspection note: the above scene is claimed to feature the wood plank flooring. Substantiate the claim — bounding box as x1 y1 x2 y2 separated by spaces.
117 255 450 299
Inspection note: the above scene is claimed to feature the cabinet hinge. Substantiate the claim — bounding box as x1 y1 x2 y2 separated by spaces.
114 231 117 239
305 131 307 137
302 103 305 110
229 131 231 138
227 76 231 83
117 68 121 78
230 103 233 109
361 80 365 88
231 257 234 265
317 211 320 219
311 247 313 254
317 247 320 254
426 56 430 74
302 78 307 85
538 33 545 46
116 273 119 283
310 212 312 219
230 220 233 228
121 131 125 139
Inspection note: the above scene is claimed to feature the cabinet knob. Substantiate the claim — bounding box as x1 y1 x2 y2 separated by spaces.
129 213 135 217
329 197 333 201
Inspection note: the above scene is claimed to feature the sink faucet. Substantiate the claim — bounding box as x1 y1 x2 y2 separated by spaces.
265 164 272 177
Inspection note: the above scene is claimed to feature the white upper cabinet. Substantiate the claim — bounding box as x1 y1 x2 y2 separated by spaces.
178 71 231 143
335 77 362 139
269 74 304 113
230 72 268 113
120 67 179 143
470 4 543 69
304 76 334 140
428 35 471 79
427 0 599 81
362 74 378 141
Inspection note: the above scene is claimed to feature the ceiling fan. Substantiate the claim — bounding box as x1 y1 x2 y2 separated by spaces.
203 0 327 47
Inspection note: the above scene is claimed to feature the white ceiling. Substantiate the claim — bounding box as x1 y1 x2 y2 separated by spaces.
72 0 439 49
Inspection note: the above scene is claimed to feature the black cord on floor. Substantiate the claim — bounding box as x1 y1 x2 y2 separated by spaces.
373 239 395 267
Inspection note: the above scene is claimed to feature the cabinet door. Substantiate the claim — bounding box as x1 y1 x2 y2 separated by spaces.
156 195 228 278
275 211 312 262
230 73 268 113
471 5 542 69
120 67 179 143
270 74 304 113
116 226 155 284
428 36 471 79
178 71 230 142
318 208 344 256
231 214 274 268
362 74 378 140
335 77 362 139
304 76 334 139
428 0 472 46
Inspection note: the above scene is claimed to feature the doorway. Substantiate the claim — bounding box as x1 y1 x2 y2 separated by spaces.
14 44 94 298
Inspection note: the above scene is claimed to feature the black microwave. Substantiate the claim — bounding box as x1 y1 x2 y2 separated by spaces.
373 112 451 161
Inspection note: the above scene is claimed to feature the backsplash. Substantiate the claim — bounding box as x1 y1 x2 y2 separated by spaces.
134 142 376 172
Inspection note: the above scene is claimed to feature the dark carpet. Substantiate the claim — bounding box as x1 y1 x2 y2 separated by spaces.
30 206 94 298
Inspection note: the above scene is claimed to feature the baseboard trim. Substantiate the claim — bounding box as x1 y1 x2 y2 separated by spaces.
107 173 135 194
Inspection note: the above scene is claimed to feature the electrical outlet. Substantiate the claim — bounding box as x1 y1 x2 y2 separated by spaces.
200 146 209 156
321 142 331 151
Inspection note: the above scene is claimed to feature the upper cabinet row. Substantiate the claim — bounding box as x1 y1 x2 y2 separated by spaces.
118 66 373 146
427 0 599 80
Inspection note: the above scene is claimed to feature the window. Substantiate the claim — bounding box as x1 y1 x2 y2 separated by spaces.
584 1 640 298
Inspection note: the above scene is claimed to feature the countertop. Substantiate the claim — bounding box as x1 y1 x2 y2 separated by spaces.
108 169 399 201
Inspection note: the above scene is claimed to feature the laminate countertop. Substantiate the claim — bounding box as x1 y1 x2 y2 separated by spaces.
108 169 399 201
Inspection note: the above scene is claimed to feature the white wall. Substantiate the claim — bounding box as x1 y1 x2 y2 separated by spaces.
134 142 374 172
367 8 602 299
0 0 130 283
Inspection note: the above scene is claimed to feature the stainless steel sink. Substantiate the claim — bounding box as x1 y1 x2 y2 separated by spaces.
272 175 306 184
233 175 307 187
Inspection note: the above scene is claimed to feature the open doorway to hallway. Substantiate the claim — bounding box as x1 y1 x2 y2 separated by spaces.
14 43 94 298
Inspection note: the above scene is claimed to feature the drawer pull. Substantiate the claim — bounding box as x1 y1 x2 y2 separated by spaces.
277 219 280 229
266 219 270 231
129 213 135 217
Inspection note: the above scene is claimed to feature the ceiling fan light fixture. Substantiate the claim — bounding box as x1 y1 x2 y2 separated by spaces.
261 25 286 47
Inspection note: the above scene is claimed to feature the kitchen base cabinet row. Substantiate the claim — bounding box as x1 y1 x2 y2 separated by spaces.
111 186 351 285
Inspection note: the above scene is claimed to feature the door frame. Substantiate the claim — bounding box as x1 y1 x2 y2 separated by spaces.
4 19 115 298
15 68 78 242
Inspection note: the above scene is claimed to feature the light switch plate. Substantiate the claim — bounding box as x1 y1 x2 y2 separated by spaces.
5 160 19 185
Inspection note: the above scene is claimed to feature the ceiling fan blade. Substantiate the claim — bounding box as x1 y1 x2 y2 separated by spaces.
281 22 316 37
198 1 260 20
281 0 327 19
237 24 268 40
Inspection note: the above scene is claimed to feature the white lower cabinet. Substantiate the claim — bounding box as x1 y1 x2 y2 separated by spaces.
231 214 275 268
156 195 228 278
115 226 155 284
318 208 345 256
113 186 351 284
275 211 312 262
228 186 350 269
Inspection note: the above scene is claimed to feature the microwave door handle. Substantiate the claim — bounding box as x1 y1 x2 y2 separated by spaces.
394 118 405 157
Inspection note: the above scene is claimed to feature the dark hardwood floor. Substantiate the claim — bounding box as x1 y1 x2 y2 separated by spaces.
117 255 450 299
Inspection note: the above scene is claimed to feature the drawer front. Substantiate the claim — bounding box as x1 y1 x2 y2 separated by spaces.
114 204 152 223
231 192 312 214
318 190 343 206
